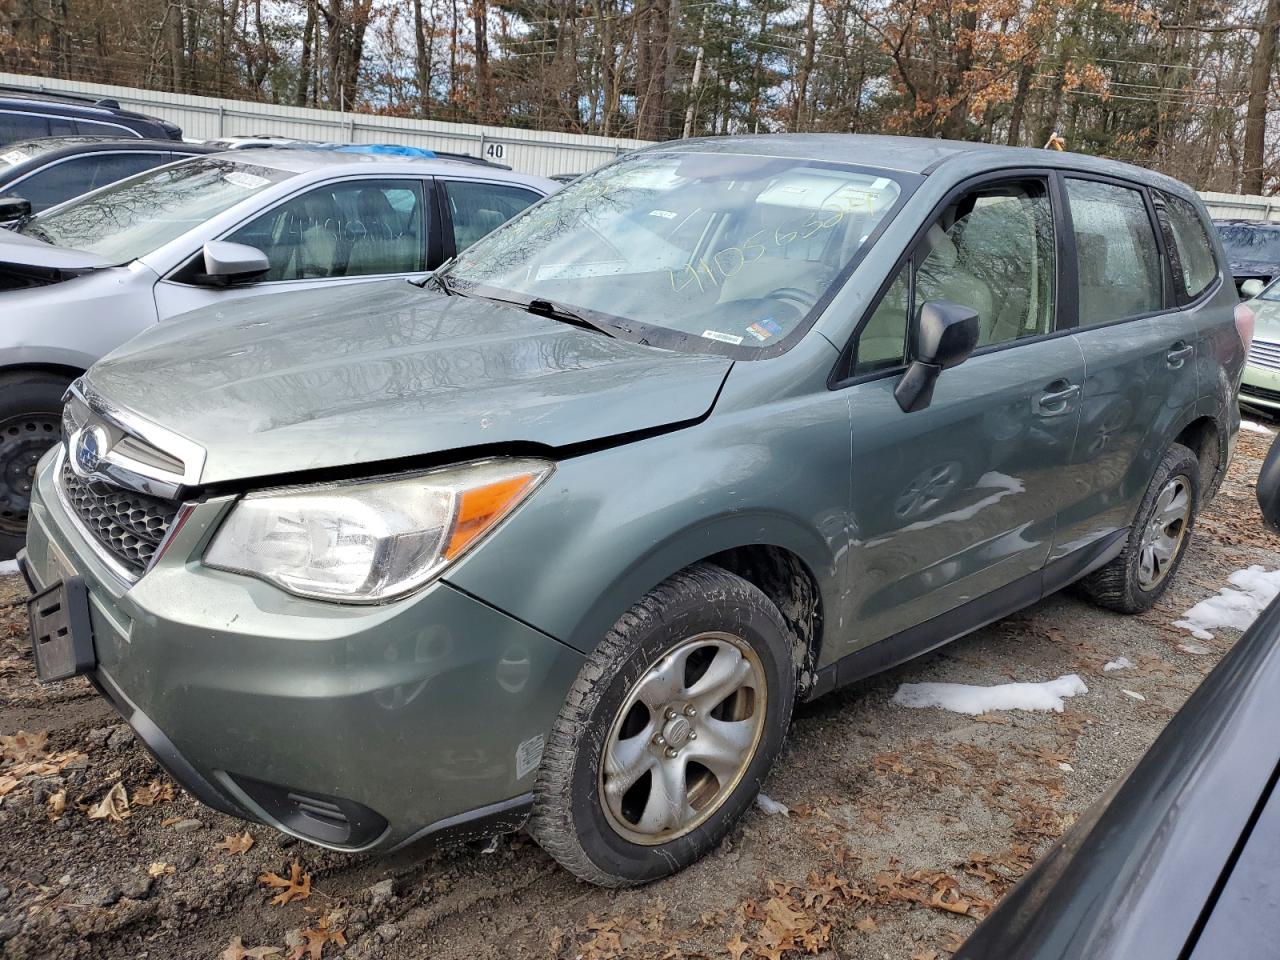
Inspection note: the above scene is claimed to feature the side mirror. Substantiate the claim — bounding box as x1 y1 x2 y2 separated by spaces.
894 300 981 413
196 241 270 286
0 196 32 223
1240 278 1265 300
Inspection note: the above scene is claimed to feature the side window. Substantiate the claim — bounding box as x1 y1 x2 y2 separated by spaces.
72 119 133 137
0 111 51 145
852 179 1056 375
89 153 168 189
227 179 427 281
1160 192 1218 299
6 156 101 212
1065 179 1163 326
443 180 540 253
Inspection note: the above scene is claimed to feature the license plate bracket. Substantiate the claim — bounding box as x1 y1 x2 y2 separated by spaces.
28 577 96 682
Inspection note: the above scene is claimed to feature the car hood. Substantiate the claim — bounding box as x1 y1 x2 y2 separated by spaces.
85 280 732 485
0 228 111 273
1250 297 1280 339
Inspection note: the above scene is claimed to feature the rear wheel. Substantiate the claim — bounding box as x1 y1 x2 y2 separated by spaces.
0 372 71 559
1078 442 1199 614
529 563 796 886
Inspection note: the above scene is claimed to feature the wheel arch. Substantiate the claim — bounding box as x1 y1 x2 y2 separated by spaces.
1172 413 1225 501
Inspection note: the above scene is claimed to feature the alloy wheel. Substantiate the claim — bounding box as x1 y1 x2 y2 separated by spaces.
1137 474 1192 590
599 632 766 845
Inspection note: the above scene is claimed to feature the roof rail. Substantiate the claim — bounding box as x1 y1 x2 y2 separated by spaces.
0 83 102 106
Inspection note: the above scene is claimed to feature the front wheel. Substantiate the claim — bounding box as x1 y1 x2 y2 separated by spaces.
0 371 71 559
529 563 796 886
1078 442 1200 614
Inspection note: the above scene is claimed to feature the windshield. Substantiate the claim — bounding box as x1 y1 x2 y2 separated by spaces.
17 157 292 263
1258 277 1280 301
442 151 906 352
1217 223 1280 263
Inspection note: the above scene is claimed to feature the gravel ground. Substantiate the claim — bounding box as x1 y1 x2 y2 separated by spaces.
2 426 1278 960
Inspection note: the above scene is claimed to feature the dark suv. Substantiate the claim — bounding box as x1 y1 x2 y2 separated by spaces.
0 87 181 147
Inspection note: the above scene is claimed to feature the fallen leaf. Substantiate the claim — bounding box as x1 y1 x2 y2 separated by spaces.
46 789 66 820
290 915 347 960
912 950 939 960
131 779 174 807
259 862 311 906
0 730 48 762
726 933 750 960
86 782 131 822
221 936 282 960
217 831 256 855
0 775 19 797
855 915 877 933
148 862 175 878
928 887 972 915
161 816 182 827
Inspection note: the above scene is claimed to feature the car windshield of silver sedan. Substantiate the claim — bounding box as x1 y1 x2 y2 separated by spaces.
17 156 291 264
440 151 905 351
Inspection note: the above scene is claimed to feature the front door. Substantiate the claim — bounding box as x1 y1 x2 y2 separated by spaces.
839 174 1085 653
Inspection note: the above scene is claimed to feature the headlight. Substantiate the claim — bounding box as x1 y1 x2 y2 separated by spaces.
203 458 552 602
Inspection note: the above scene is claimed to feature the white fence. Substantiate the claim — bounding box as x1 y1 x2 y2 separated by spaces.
1199 191 1280 222
0 73 651 178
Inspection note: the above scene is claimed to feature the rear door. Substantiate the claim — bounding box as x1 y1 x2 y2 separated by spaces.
1051 175 1201 560
837 171 1085 651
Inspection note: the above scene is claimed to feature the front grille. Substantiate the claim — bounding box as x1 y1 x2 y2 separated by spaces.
1248 338 1280 372
59 461 180 575
1242 382 1280 403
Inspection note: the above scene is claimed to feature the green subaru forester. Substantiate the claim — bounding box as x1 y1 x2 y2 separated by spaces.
21 135 1247 886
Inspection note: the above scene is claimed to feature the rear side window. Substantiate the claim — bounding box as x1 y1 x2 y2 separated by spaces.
1065 178 1163 326
1160 192 1218 299
0 111 51 145
442 180 541 253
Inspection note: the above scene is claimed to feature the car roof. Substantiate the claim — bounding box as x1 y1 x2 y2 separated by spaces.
0 89 167 123
4 136 212 154
217 147 551 184
1215 219 1280 229
654 133 1198 199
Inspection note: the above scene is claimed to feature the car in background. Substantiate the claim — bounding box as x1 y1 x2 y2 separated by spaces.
1214 219 1280 296
0 137 217 213
205 136 511 169
0 149 555 554
954 589 1280 960
1237 277 1279 416
0 86 181 146
18 135 1244 885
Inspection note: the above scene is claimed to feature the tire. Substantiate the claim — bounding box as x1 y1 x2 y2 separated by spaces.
529 563 797 886
0 371 71 560
1077 442 1200 614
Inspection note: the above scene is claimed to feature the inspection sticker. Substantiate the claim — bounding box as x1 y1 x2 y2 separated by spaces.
746 316 784 341
515 734 545 780
702 330 744 345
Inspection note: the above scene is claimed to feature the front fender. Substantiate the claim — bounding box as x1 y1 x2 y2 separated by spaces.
444 407 851 659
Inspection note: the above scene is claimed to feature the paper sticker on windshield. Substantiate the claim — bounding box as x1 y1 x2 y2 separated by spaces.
224 170 269 189
746 317 783 342
0 150 26 166
648 209 677 219
535 260 627 281
702 330 744 345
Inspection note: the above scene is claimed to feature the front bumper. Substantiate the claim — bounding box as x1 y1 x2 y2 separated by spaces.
23 451 584 852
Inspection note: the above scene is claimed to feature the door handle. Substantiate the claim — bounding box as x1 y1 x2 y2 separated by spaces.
1035 382 1080 417
1167 342 1194 368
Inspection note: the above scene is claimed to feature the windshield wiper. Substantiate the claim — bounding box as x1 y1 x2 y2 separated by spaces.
18 222 53 244
525 298 616 338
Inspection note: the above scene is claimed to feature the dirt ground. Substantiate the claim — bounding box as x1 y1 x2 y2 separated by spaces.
2 427 1278 960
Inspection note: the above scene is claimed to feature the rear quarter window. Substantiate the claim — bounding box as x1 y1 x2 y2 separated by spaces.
1160 192 1218 299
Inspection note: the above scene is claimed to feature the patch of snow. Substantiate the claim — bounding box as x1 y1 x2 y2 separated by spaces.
892 674 1087 715
1058 762 1073 772
755 793 790 816
1178 643 1213 656
0 558 18 576
1122 690 1146 701
1103 657 1134 672
1241 419 1274 435
1173 566 1280 640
